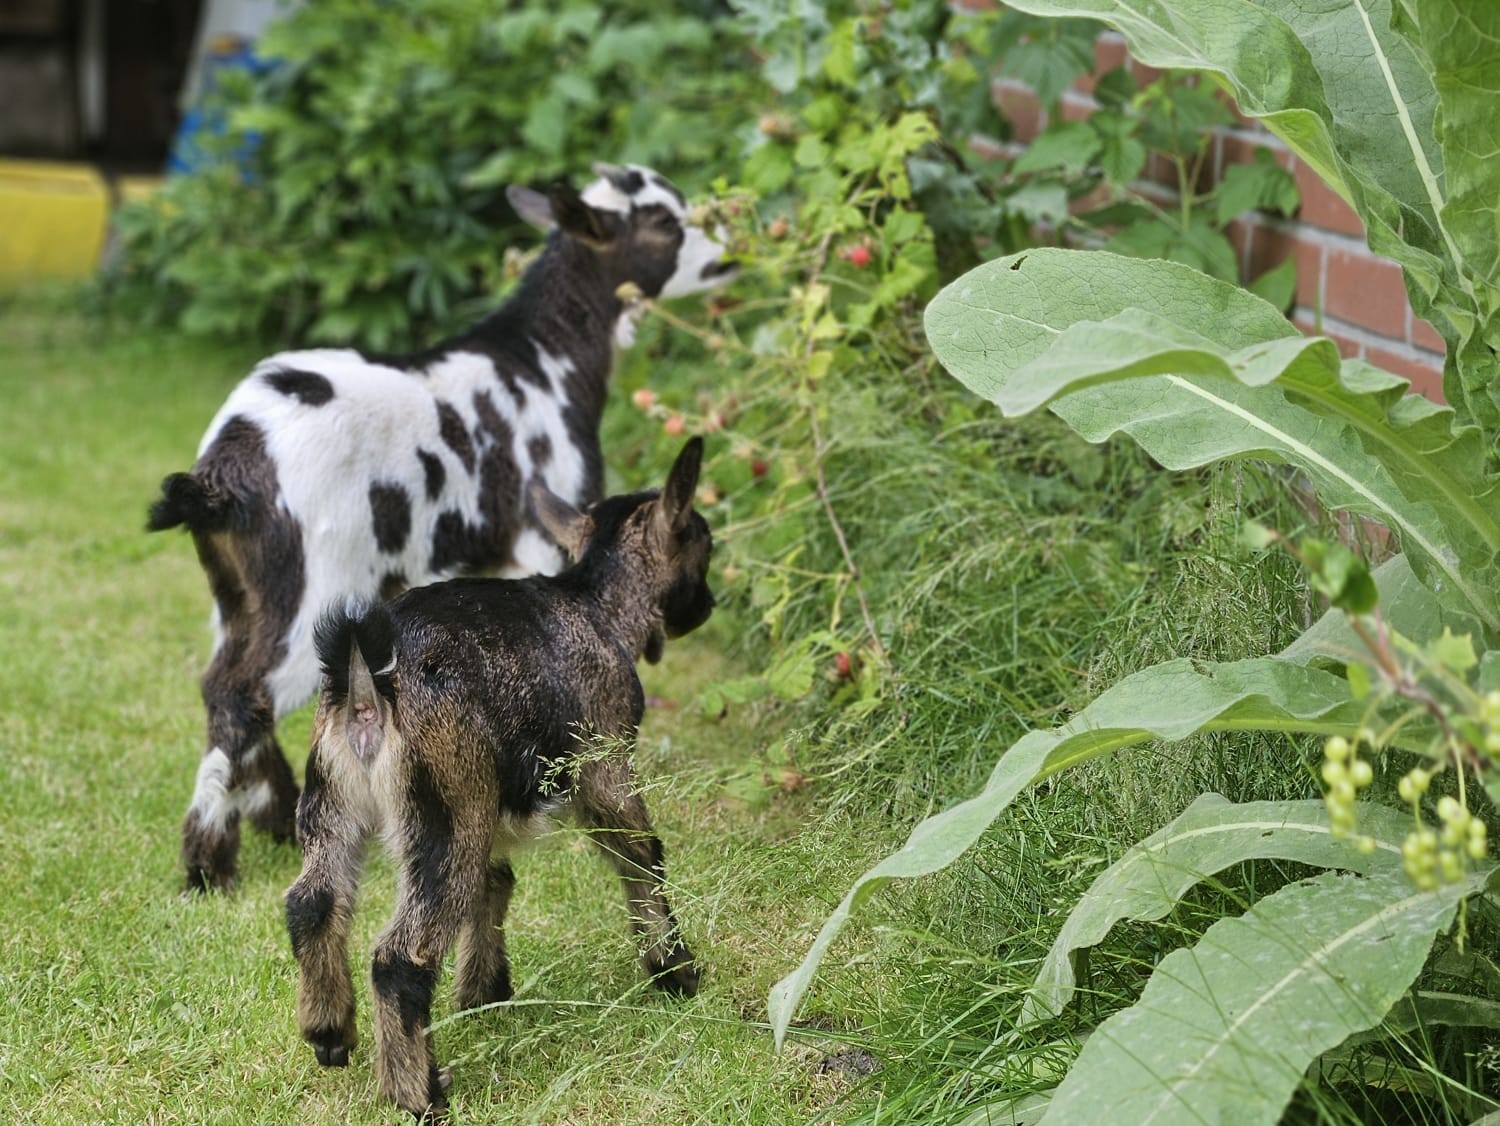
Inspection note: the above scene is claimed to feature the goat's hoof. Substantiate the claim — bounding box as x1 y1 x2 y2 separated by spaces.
313 1042 350 1068
181 869 235 896
648 957 701 998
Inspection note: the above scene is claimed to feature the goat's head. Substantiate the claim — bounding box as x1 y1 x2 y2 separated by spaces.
507 164 738 299
530 437 715 663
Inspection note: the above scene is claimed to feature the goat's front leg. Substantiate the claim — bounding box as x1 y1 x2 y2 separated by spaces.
575 758 699 996
452 859 516 1012
286 749 365 1068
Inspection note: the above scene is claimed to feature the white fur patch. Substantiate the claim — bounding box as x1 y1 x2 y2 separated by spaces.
660 223 732 298
188 747 274 831
188 747 233 832
580 179 632 214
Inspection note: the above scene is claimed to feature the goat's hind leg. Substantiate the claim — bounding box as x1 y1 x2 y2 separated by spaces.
182 649 301 891
286 747 365 1068
453 859 516 1011
372 792 488 1119
575 758 699 996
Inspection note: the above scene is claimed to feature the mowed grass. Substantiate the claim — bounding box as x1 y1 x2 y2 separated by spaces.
0 300 900 1124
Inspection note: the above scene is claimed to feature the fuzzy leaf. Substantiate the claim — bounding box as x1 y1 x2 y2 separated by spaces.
1025 794 1411 1024
924 248 1500 637
768 658 1362 1047
1037 868 1480 1126
994 0 1499 430
1281 555 1444 664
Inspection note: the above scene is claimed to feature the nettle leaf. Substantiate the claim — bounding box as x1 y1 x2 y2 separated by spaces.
1247 256 1297 312
1001 0 1496 436
1025 794 1411 1024
768 657 1362 1047
1037 868 1482 1126
924 248 1500 637
1215 150 1300 225
1011 121 1101 176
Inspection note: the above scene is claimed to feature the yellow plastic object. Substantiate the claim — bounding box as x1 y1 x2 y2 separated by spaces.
0 159 110 287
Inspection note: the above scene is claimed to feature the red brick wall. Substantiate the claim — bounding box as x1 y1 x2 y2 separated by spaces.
985 31 1447 403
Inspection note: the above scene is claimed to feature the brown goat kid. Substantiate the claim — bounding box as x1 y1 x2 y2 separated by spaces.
286 438 713 1121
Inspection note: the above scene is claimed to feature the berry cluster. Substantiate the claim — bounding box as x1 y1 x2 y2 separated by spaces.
1480 690 1500 756
1396 763 1488 889
1321 734 1376 854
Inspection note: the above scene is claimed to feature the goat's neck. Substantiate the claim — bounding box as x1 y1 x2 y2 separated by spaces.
582 564 666 662
473 236 622 413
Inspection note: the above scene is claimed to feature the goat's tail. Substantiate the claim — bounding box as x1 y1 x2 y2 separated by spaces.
315 598 399 761
147 472 237 533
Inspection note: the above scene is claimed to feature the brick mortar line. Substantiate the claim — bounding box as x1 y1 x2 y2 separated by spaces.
1296 307 1443 363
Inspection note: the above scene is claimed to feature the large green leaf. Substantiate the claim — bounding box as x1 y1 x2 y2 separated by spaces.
924 249 1500 636
1037 868 1480 1126
996 0 1494 432
1025 795 1413 1024
1280 554 1444 665
767 658 1362 1047
1411 0 1500 308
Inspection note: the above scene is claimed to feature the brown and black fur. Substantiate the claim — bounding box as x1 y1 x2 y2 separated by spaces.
286 439 713 1120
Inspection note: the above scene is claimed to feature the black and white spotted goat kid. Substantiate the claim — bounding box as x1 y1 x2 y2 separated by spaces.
148 163 735 893
286 438 714 1121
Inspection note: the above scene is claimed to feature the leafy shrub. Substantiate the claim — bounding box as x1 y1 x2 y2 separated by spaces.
773 1 1500 1122
103 0 756 349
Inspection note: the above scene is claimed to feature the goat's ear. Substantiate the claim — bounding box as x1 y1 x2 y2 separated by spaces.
656 436 703 539
528 481 593 560
506 184 555 231
547 184 624 247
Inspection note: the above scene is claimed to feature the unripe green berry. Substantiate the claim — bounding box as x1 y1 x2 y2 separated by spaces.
1438 796 1463 823
1321 760 1346 786
1350 759 1373 788
1440 851 1464 883
1324 736 1351 762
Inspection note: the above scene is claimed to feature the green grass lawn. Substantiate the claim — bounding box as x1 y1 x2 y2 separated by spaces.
0 301 910 1125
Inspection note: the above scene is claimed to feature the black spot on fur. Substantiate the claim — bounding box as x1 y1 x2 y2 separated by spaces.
435 401 475 474
423 398 523 574
286 884 334 959
369 482 412 553
371 950 439 1037
416 449 445 502
380 571 407 601
263 368 335 406
527 434 553 470
429 511 471 574
614 168 646 195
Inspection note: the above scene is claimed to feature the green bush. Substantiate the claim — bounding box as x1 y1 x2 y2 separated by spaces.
103 0 756 349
